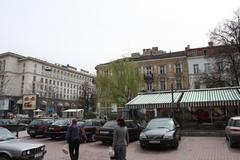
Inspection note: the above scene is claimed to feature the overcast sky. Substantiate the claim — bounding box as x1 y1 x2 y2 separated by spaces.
0 0 239 74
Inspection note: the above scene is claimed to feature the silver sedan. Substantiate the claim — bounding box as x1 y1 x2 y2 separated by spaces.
0 127 46 160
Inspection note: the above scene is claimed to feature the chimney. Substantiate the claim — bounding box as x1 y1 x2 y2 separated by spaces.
208 41 213 47
152 47 158 51
185 45 190 51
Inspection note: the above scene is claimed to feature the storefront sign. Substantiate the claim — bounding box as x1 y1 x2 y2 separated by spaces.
23 95 36 110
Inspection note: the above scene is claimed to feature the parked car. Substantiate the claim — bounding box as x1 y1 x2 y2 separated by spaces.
82 119 106 142
225 116 240 148
0 119 27 132
0 127 46 160
46 119 72 139
96 120 141 144
139 118 181 149
27 119 55 138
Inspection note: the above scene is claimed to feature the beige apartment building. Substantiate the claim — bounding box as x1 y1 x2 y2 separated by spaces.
96 47 189 114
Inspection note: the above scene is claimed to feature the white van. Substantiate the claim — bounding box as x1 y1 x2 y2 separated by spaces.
62 109 84 120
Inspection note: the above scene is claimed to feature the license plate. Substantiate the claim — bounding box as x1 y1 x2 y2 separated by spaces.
100 131 109 134
149 140 160 144
49 128 54 130
34 152 43 158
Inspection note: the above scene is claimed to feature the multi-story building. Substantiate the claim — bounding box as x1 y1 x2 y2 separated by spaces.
95 47 189 114
0 52 95 116
186 42 221 89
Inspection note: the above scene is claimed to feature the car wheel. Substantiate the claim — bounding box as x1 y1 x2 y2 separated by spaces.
179 135 181 141
173 139 179 149
30 134 35 138
225 135 228 141
51 136 56 140
0 154 11 160
91 134 96 142
140 143 145 149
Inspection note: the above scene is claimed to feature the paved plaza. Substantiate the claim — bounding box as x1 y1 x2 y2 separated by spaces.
18 131 240 160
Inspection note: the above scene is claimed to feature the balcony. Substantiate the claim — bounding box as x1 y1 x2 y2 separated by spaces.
144 73 154 81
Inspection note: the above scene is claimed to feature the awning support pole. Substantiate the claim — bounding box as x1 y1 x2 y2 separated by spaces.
210 108 213 125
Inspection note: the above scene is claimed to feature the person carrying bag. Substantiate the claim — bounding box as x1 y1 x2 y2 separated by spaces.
112 118 129 160
66 119 86 160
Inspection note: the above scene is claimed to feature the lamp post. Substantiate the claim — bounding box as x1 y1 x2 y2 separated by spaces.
171 83 174 118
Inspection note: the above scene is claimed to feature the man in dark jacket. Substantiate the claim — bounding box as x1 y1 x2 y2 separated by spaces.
66 119 83 160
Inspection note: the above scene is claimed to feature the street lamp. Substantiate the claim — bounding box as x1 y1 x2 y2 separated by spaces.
171 83 174 118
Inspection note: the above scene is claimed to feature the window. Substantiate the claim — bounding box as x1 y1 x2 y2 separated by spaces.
34 64 37 73
204 63 210 73
49 80 52 85
145 65 152 74
175 64 181 74
160 80 166 90
159 65 165 75
194 81 200 89
23 63 25 72
203 49 207 56
176 80 182 90
193 64 199 74
32 83 36 91
192 50 197 55
40 78 43 83
45 79 48 84
217 62 223 72
33 76 36 82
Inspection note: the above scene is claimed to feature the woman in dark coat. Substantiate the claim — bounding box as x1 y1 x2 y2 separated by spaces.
112 118 129 160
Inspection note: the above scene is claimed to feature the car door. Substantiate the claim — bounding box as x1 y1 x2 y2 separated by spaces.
127 121 139 141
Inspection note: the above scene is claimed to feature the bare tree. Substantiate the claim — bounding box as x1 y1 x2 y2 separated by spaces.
80 81 96 112
204 9 240 87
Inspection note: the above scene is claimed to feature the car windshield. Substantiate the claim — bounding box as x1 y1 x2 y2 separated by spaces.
30 120 44 125
0 128 16 141
146 119 174 130
0 119 18 125
52 119 70 126
103 121 117 128
77 121 85 126
84 120 93 126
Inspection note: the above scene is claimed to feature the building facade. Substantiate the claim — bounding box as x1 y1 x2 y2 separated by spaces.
186 42 222 89
0 52 95 116
95 47 190 115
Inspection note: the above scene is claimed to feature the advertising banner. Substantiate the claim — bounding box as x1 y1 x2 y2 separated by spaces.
23 95 36 110
0 99 9 110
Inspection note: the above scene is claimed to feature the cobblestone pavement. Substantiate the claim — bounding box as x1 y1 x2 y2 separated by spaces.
19 131 240 160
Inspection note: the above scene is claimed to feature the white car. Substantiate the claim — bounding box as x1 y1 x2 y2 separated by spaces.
225 116 240 148
0 127 46 160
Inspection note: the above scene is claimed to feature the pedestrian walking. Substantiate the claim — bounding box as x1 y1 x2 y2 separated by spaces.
66 119 85 160
112 118 129 160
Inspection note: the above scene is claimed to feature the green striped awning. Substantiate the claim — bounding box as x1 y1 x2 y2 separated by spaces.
180 88 240 108
126 92 182 109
